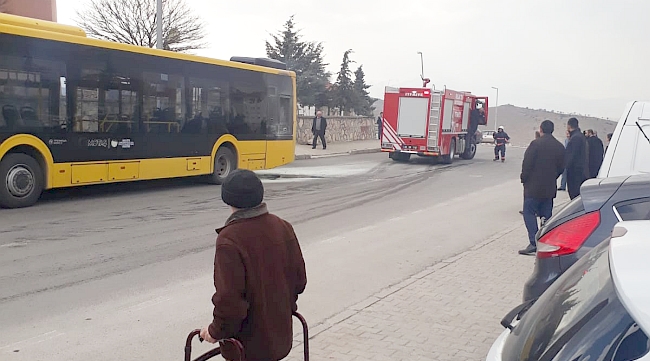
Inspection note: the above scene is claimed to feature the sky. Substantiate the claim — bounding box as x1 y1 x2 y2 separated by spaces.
55 0 650 120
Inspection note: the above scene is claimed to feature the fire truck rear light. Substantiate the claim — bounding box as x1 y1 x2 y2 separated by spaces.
536 211 601 259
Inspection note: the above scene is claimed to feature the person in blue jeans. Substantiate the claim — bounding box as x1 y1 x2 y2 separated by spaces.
518 120 566 255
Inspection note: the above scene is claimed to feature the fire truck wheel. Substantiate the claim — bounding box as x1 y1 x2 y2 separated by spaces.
442 138 456 164
390 152 410 162
461 142 477 160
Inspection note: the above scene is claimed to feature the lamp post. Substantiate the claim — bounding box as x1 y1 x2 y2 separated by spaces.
156 0 163 49
491 86 499 132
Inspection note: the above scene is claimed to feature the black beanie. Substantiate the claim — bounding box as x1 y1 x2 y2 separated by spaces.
221 169 264 209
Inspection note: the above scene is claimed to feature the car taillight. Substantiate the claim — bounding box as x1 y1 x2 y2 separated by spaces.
537 211 601 259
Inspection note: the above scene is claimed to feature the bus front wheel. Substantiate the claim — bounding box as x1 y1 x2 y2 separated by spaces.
209 147 237 185
0 153 44 209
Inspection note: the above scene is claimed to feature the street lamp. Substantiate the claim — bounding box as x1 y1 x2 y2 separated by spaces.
416 52 434 89
156 0 163 49
491 86 499 132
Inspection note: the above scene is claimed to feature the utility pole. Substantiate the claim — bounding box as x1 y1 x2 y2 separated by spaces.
491 86 499 132
156 0 163 49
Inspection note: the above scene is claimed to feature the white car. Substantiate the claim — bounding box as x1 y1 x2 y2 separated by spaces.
481 130 495 143
599 101 650 178
487 220 650 361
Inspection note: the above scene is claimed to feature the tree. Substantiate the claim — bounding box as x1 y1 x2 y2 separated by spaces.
332 49 356 114
352 65 375 116
265 16 331 108
75 0 207 52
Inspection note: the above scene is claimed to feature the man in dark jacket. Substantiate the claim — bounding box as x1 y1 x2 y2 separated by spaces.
200 169 307 361
586 129 604 178
312 110 327 149
565 118 589 200
518 120 565 255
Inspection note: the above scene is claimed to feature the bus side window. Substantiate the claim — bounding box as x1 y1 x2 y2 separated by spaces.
0 54 65 132
143 72 185 134
230 70 266 136
189 77 229 135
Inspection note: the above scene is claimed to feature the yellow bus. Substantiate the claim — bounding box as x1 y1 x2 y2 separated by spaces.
0 13 296 208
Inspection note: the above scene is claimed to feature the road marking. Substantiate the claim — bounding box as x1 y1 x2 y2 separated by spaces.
0 242 26 248
356 225 376 233
0 330 65 352
388 216 405 222
321 236 345 244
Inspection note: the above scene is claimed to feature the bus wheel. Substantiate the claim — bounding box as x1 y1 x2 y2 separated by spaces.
461 142 477 160
209 147 237 185
0 153 44 208
442 138 456 164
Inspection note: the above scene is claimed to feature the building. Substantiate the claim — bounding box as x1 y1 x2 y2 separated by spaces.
0 0 57 22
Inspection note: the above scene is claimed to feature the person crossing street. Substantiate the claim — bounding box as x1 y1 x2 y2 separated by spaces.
493 126 510 162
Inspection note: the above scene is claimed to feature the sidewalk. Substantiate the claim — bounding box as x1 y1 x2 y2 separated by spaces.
295 140 381 160
283 222 537 361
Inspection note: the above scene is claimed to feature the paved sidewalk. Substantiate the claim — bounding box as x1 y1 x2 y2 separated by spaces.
295 140 381 160
283 222 539 361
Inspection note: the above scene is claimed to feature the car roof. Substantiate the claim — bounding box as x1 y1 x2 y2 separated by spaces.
609 220 650 335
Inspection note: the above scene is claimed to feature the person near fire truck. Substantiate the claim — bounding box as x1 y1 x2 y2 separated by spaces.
377 112 384 140
493 126 510 162
468 106 485 151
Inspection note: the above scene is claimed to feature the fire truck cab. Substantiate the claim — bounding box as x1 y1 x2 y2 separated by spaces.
381 86 488 163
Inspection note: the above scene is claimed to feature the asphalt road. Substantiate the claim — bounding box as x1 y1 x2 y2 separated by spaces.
0 145 529 360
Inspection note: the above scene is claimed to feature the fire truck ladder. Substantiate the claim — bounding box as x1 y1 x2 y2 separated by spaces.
427 90 442 150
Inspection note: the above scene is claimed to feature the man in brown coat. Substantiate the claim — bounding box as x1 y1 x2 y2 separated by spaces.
200 169 307 361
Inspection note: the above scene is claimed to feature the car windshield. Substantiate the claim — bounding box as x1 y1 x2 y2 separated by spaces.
502 238 650 361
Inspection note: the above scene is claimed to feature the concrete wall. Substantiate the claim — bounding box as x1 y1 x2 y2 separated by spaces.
296 116 377 145
1 0 57 21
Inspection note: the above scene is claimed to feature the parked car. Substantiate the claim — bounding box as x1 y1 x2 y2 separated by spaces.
599 100 650 178
481 130 495 143
523 173 650 302
487 220 650 361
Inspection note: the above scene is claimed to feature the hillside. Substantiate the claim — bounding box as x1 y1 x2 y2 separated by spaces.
481 105 617 146
372 101 617 147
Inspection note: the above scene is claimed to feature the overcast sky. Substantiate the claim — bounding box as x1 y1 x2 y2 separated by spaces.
55 0 650 120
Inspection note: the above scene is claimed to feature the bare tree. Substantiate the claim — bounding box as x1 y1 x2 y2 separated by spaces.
75 0 207 52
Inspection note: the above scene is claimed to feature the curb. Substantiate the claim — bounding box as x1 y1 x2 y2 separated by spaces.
294 148 382 160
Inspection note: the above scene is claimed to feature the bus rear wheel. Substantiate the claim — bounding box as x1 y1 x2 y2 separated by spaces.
208 147 237 185
0 153 44 209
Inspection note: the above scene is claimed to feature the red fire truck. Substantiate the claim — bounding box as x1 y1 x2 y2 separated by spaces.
381 86 488 163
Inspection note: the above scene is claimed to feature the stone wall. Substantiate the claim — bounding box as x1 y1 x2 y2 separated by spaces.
296 116 377 145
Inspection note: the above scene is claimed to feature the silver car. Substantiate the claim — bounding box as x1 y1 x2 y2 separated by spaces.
487 220 650 361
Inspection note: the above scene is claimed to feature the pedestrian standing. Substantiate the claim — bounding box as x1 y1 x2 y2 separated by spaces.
606 132 613 153
493 126 510 162
377 112 384 140
200 169 307 361
520 130 542 215
557 130 570 191
518 120 565 255
311 110 327 150
586 129 604 178
565 117 589 200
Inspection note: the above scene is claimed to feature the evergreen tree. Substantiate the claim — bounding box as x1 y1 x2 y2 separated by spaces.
332 49 355 114
265 16 330 107
352 65 375 116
